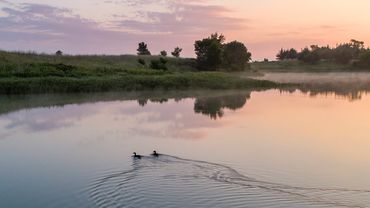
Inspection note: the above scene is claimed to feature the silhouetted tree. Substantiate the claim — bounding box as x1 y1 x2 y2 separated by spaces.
137 42 151 55
334 44 354 64
171 47 182 57
276 48 298 60
298 47 320 64
160 50 167 57
194 33 225 70
358 50 370 68
55 50 63 56
223 41 251 71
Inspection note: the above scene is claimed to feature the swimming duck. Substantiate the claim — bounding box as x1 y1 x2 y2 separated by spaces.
132 152 142 159
151 150 159 157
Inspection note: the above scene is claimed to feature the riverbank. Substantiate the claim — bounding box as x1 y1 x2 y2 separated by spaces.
0 51 282 94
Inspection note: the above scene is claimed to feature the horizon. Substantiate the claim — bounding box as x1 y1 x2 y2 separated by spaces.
1 0 370 60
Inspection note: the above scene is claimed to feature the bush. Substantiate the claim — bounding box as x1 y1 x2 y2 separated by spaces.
160 50 167 57
150 58 168 70
171 47 182 58
138 58 146 66
223 41 251 71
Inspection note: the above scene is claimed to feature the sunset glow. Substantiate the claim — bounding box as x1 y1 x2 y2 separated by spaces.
1 0 370 59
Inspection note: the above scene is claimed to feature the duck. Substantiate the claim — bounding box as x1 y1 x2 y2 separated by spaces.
151 150 159 157
132 152 142 159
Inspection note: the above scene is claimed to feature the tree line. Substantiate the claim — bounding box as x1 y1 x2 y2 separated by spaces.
276 39 370 67
136 33 252 71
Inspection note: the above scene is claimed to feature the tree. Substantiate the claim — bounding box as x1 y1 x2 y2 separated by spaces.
334 44 353 64
358 50 370 68
171 47 182 57
194 33 225 70
55 50 63 56
298 47 320 64
160 50 167 57
276 48 298 60
137 42 151 55
223 41 251 71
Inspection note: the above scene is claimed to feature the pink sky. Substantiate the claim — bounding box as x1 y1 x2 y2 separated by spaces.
0 0 370 59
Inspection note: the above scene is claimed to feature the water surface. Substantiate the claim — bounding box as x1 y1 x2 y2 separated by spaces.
1 78 370 207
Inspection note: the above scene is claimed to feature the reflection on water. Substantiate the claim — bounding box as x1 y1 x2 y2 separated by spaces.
2 74 370 207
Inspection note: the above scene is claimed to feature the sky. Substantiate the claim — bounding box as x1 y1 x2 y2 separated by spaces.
1 0 370 60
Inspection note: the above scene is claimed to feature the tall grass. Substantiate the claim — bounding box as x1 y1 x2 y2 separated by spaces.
0 51 281 94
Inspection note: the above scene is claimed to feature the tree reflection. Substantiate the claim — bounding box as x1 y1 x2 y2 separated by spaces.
136 91 251 120
194 93 250 119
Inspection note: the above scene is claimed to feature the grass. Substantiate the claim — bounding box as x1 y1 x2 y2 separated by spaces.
0 50 283 94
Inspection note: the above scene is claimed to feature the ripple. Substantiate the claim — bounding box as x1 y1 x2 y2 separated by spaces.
86 155 370 208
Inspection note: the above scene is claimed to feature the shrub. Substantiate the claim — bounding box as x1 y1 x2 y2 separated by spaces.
223 41 251 71
56 50 63 56
160 50 167 57
138 58 146 66
150 58 167 70
171 47 182 58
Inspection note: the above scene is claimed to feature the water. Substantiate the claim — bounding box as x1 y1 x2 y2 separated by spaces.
1 73 370 207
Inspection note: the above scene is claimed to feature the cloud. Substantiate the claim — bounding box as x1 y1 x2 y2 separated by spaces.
0 1 247 56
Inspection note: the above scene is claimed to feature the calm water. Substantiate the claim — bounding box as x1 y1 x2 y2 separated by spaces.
1 74 370 208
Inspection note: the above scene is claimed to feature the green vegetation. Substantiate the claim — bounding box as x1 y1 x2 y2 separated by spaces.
275 39 370 68
137 42 151 55
223 41 252 71
160 50 167 57
171 47 182 58
194 33 251 71
0 50 282 94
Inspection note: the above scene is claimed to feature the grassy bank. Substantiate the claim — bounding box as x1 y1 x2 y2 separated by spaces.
0 51 282 94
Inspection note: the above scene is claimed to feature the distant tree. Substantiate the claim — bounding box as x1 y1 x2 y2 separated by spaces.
276 48 297 60
223 41 251 71
56 50 63 56
358 50 370 68
194 33 225 70
298 47 320 64
315 45 333 60
171 47 182 58
137 42 151 55
137 58 146 66
351 39 365 50
160 50 167 57
263 58 269 62
334 44 354 64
